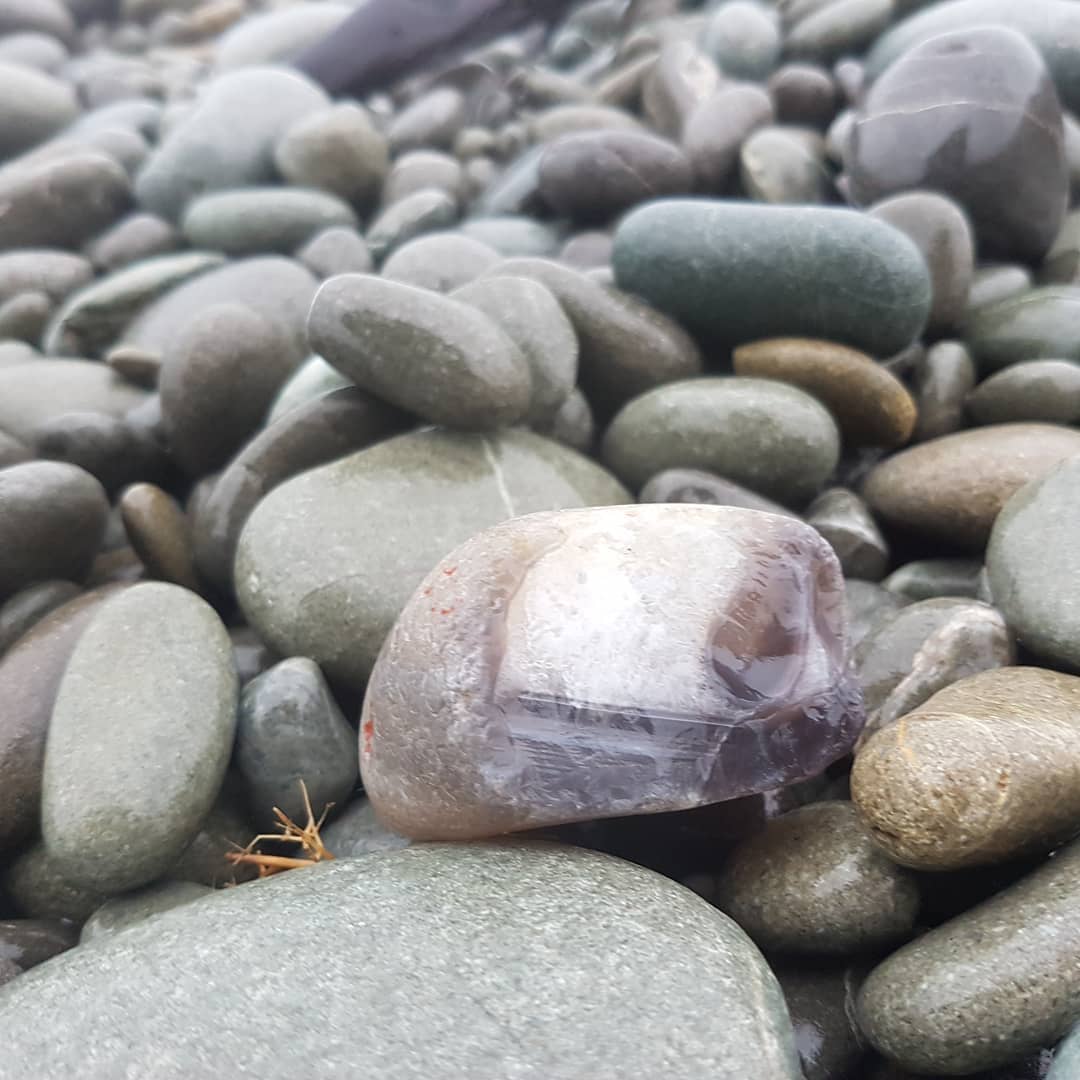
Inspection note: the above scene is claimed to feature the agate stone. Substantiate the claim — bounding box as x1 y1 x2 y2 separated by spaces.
361 505 864 840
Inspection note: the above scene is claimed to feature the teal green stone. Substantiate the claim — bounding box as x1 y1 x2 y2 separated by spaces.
612 200 931 355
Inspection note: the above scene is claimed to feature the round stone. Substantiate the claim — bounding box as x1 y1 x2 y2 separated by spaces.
382 232 500 293
235 657 357 829
853 666 1080 870
119 483 200 592
0 462 108 599
965 286 1080 371
306 274 532 430
857 832 1080 1075
613 201 931 356
861 423 1080 550
537 129 692 223
41 583 238 893
702 1 780 80
235 428 631 691
601 377 840 506
714 801 919 955
361 504 861 839
849 26 1067 262
987 454 1080 673
0 844 802 1079
733 338 916 449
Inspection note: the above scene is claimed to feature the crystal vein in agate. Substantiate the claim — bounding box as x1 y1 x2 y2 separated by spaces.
361 505 864 840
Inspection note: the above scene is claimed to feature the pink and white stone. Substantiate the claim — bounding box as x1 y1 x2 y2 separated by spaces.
361 504 864 840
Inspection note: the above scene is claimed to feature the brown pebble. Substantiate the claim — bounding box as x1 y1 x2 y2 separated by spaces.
120 483 201 593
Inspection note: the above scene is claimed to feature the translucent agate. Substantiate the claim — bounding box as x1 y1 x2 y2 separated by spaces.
361 504 864 840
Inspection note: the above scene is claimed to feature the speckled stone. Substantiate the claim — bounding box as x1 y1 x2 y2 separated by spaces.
160 301 299 477
777 965 868 1080
968 360 1080 425
2 841 107 923
987 455 1080 673
965 287 1080 372
452 275 577 425
850 26 1067 263
0 462 108 599
857 832 1080 1075
602 377 839 505
134 67 329 220
0 844 802 1080
912 340 976 442
307 274 532 430
538 129 692 222
42 583 237 893
192 387 408 597
862 424 1080 550
236 428 630 690
855 667 1080 869
733 338 916 449
868 192 975 337
805 488 889 581
235 657 357 828
0 589 117 853
181 187 357 256
714 801 918 956
481 256 702 418
79 881 212 945
613 201 931 355
361 505 862 840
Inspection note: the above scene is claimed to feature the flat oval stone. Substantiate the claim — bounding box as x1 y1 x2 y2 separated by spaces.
0 251 91 306
0 588 117 853
134 67 329 220
0 61 77 161
857 833 1080 1075
537 129 692 223
481 256 702 418
307 274 532 430
987 455 1080 673
966 287 1080 371
365 188 458 263
41 583 238 893
968 359 1080 425
235 657 357 828
0 462 107 599
883 557 984 601
215 4 350 69
868 192 975 338
160 302 298 477
613 201 931 356
733 338 916 449
862 424 1080 550
122 256 317 369
968 264 1033 312
785 0 891 64
297 226 372 279
180 187 357 256
639 468 795 516
0 844 802 1080
451 274 577 425
88 213 180 273
119 483 200 592
714 801 919 956
851 26 1067 262
460 216 562 258
361 504 863 839
682 83 774 192
381 232 499 293
236 428 631 690
193 387 408 597
602 377 840 505
854 667 1080 869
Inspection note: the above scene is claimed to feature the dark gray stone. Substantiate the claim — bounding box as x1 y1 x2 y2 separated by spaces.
968 360 1080 425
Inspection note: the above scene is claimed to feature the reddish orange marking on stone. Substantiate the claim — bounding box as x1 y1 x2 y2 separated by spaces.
422 586 433 597
443 566 458 576
440 607 454 616
361 716 374 758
